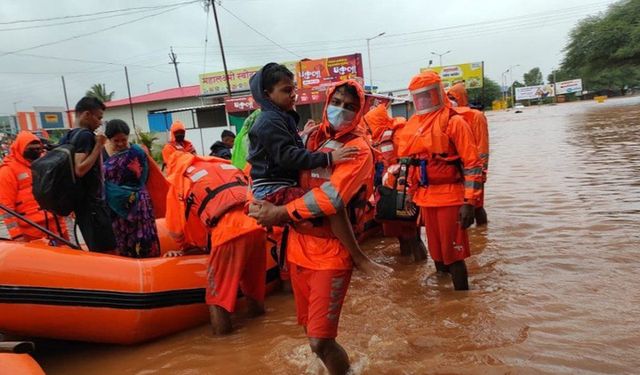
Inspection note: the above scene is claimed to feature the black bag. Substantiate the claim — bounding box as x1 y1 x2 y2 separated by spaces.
375 160 418 222
31 130 87 216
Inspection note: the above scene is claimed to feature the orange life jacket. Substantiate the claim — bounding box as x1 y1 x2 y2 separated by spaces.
184 160 249 228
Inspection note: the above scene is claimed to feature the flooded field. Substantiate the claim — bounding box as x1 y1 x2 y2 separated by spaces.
34 97 640 374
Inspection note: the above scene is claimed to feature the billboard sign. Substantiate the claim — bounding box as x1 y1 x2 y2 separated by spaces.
225 87 329 113
200 61 297 95
421 62 484 89
34 106 67 129
555 78 583 95
297 53 364 89
515 84 556 100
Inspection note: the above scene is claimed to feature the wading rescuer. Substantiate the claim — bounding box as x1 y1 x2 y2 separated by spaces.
363 104 428 262
164 152 266 335
395 71 484 291
249 80 378 375
447 82 489 225
0 131 68 241
162 120 196 169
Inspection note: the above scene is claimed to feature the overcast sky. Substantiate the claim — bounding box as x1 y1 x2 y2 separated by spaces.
0 0 617 114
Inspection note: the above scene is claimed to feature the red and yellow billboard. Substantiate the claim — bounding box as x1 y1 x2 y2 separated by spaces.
297 53 364 89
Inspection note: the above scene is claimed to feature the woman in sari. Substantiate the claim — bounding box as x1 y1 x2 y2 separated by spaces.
103 119 160 258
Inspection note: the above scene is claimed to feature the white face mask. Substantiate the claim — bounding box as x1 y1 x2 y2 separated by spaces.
450 99 459 107
326 105 356 131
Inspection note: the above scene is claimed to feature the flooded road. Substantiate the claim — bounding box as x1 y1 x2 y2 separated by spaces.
35 97 640 374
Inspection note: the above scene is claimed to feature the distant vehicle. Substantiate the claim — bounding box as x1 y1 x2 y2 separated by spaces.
514 103 525 110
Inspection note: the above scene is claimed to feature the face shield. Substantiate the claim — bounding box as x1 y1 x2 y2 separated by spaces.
411 83 444 115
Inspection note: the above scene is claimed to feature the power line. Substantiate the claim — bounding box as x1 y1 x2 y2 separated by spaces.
216 2 302 58
0 0 198 25
0 6 181 32
168 46 182 87
0 3 194 58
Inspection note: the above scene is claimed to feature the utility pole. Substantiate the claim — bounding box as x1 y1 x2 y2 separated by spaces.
61 76 71 127
210 0 232 97
168 46 182 88
124 66 138 136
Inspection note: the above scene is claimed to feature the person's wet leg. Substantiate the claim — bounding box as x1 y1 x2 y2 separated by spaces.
449 260 469 290
398 237 412 257
309 337 350 375
245 296 265 318
209 305 232 335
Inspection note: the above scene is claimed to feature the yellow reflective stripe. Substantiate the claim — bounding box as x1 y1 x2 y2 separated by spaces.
302 192 323 217
320 182 343 210
464 167 483 176
464 181 483 190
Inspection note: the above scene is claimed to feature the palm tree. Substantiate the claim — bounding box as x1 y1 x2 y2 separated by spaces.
86 83 115 102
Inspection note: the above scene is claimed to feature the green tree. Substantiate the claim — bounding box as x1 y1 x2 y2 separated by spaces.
559 0 640 94
523 67 544 86
86 83 115 102
468 77 502 109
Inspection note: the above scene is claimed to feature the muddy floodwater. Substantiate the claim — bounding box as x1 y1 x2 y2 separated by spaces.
34 97 640 374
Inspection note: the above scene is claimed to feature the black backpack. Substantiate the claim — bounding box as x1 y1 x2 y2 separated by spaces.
31 129 88 216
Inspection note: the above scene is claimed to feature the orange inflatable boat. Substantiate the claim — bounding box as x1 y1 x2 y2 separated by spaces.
0 220 279 345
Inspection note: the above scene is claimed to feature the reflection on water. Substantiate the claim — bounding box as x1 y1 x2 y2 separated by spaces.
35 97 640 374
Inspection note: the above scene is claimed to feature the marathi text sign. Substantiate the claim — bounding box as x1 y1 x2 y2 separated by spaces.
421 62 484 89
555 78 583 95
200 61 297 95
297 53 363 89
515 84 555 100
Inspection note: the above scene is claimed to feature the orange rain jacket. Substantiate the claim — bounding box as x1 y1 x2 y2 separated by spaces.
162 121 196 170
447 82 489 180
0 131 67 240
285 80 374 270
395 72 483 208
165 152 254 250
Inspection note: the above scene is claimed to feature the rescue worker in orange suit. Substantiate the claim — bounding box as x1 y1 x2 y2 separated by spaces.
363 104 428 262
395 71 484 291
249 80 376 375
447 82 489 225
0 131 68 241
164 152 266 335
161 120 196 169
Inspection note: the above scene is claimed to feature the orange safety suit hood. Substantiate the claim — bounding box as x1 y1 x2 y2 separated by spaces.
395 71 452 157
169 121 186 142
310 80 367 148
362 104 400 141
447 82 469 107
3 131 41 167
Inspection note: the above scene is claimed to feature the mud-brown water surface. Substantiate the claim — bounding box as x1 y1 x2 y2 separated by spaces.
34 97 640 374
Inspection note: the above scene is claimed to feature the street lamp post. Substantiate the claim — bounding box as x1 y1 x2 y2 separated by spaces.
366 31 385 91
505 64 520 107
431 50 451 67
12 100 21 115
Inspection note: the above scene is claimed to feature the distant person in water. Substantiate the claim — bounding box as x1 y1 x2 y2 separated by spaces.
209 129 234 159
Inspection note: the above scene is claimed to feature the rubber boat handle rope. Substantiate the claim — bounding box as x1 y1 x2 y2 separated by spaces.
0 203 81 250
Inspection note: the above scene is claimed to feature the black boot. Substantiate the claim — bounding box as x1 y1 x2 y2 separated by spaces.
434 261 450 273
449 260 469 290
475 207 488 226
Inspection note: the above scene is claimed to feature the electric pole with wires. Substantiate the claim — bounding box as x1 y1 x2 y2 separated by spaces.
168 46 182 88
206 0 232 97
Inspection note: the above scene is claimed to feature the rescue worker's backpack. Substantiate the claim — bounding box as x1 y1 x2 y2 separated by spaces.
31 129 88 216
375 159 418 222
